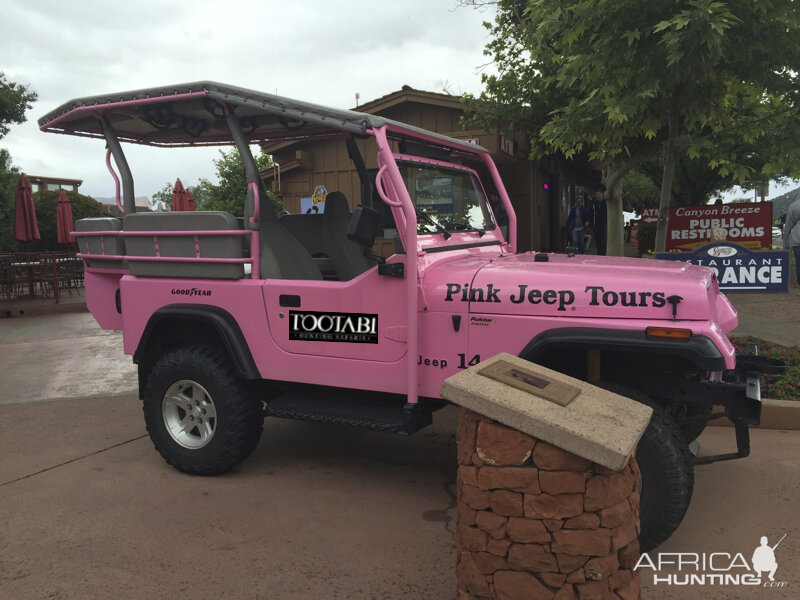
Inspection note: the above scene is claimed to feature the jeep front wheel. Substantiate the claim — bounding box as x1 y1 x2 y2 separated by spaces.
143 345 263 475
597 383 694 551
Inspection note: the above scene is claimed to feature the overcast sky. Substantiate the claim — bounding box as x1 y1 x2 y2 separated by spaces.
3 0 796 204
2 0 496 200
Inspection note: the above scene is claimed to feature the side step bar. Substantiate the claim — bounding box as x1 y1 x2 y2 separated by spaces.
266 392 432 435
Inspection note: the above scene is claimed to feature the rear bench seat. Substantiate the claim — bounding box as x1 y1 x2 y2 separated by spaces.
75 217 127 269
123 212 245 279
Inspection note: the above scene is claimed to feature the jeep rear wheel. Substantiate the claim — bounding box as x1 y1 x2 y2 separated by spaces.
598 383 694 551
143 345 263 475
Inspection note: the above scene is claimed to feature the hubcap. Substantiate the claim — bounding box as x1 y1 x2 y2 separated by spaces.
162 380 217 449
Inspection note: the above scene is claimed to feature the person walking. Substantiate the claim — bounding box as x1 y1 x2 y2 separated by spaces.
591 188 608 255
785 194 800 288
566 196 590 253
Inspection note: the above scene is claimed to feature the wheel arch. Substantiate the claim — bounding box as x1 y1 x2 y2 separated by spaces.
520 327 727 374
134 305 260 397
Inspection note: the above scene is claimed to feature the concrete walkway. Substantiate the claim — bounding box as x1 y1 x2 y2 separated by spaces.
0 312 136 405
727 286 800 348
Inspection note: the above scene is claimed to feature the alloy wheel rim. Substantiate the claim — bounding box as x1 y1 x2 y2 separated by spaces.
162 380 217 449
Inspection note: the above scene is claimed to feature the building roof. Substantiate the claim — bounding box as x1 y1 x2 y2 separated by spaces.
26 174 83 186
356 85 464 113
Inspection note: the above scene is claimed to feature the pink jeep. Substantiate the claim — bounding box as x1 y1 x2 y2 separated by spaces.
40 82 782 550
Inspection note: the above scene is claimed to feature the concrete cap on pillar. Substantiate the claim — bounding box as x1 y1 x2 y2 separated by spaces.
440 353 653 471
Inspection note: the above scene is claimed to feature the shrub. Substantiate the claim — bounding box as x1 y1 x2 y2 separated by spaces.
636 223 657 256
32 190 103 251
730 336 800 401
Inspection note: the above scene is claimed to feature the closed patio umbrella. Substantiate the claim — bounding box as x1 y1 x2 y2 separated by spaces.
56 190 75 246
171 178 195 212
186 187 196 211
14 174 40 244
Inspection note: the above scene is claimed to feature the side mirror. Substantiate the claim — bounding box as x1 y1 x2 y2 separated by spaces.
346 205 380 248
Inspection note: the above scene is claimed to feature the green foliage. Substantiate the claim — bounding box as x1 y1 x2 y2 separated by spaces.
731 336 800 401
622 170 659 214
32 190 103 251
195 148 282 216
0 73 37 250
637 154 735 208
0 148 21 251
636 222 657 257
151 182 174 210
463 0 800 253
0 72 37 140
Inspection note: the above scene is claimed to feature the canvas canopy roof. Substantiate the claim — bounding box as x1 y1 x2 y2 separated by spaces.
39 81 487 153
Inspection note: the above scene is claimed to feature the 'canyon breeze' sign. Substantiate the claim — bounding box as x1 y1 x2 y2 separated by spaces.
656 242 788 293
665 203 771 252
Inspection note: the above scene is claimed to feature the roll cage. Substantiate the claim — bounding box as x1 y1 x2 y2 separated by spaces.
39 80 517 250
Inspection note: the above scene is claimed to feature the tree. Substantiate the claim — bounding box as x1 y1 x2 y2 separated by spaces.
195 147 281 216
463 0 800 255
0 149 21 251
151 182 174 211
0 74 37 250
622 169 660 215
0 72 36 140
33 190 103 251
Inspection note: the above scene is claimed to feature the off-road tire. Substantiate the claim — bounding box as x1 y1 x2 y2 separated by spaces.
598 383 694 552
671 403 714 443
143 345 263 475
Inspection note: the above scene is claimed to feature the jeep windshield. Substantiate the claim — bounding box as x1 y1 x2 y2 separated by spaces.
397 160 496 238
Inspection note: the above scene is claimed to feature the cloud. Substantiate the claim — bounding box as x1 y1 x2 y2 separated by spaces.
1 0 495 198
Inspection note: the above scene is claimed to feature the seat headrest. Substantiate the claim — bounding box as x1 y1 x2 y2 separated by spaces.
324 191 350 220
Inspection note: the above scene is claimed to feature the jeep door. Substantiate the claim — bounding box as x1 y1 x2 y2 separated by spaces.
262 269 407 363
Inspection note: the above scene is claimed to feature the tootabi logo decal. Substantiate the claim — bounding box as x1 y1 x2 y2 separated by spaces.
289 311 378 344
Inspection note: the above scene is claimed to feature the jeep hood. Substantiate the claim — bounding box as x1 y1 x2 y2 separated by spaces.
424 252 737 329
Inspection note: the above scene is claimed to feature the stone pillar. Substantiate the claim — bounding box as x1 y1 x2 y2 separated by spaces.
456 409 641 600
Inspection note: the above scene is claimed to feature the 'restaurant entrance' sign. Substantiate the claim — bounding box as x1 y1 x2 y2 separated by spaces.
665 203 772 252
656 242 788 293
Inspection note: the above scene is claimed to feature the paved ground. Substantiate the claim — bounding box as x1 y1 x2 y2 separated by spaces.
0 288 798 599
1 399 797 599
727 285 800 348
0 396 461 600
0 312 136 405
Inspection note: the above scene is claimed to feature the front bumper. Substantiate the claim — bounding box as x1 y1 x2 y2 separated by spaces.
627 344 786 465
690 345 785 465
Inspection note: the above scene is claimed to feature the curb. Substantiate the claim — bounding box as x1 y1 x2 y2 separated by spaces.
709 399 800 431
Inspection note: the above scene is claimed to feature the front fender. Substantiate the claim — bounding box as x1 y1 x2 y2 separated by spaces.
520 327 727 372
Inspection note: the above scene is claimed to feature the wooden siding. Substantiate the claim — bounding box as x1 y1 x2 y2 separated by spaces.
271 137 379 214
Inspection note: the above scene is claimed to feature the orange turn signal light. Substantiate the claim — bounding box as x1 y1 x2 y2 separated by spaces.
646 327 692 341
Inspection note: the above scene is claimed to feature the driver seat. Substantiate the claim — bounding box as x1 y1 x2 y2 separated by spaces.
321 191 373 281
244 184 322 281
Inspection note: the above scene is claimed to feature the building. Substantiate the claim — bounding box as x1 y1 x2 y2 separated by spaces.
260 86 600 253
27 175 82 194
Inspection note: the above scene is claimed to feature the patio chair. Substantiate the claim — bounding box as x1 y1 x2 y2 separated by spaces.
0 257 22 300
34 255 56 298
